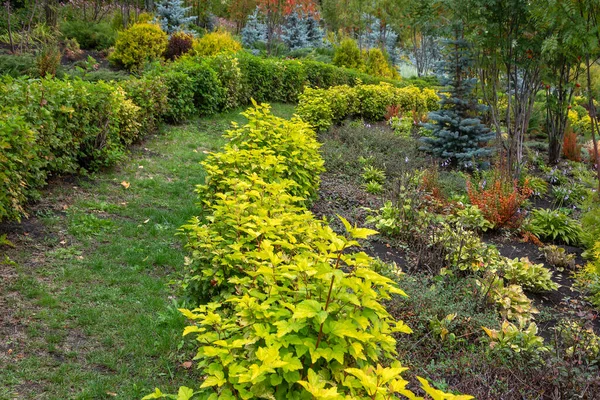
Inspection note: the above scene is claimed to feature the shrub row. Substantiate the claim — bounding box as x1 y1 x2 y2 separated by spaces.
0 52 434 222
152 102 472 399
296 83 440 131
0 74 168 221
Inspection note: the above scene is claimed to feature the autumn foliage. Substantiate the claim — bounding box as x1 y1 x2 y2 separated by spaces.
467 173 532 229
562 128 581 162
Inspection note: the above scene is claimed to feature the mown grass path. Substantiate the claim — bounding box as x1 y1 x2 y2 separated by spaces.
0 105 296 400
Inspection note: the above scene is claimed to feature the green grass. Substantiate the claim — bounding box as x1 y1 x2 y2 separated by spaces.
0 104 296 400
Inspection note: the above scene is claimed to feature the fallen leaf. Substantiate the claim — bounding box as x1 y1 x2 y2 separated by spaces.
121 181 130 189
106 392 117 397
60 240 67 245
181 361 193 369
143 219 150 224
138 165 144 169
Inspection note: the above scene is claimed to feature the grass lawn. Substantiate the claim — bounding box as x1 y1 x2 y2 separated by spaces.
0 104 296 400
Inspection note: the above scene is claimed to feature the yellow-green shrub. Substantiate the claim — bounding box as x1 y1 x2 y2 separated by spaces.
109 23 168 71
332 38 362 70
154 102 472 400
193 30 241 57
297 83 440 131
198 102 324 204
362 47 398 79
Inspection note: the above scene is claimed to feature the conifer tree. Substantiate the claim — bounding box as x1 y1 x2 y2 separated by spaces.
420 35 494 167
304 15 323 47
156 0 195 34
281 9 309 50
241 8 267 48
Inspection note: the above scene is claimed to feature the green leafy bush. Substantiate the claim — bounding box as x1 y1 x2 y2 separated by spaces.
0 54 38 77
0 74 168 221
501 257 558 292
574 242 600 309
0 110 38 220
120 74 169 133
581 206 600 249
163 101 472 400
447 205 493 233
363 47 398 79
61 20 117 50
110 23 168 71
155 68 195 122
171 57 224 115
207 54 243 110
525 209 582 245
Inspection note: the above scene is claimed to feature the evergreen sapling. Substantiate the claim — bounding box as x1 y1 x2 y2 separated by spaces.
241 9 267 49
420 37 494 167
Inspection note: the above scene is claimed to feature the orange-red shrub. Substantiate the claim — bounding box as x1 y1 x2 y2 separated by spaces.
467 173 532 229
384 104 401 121
563 128 582 162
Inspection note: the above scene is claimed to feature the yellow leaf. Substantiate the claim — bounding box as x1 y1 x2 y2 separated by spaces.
121 181 130 189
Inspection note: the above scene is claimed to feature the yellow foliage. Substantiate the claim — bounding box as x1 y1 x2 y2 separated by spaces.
110 23 168 71
194 30 242 57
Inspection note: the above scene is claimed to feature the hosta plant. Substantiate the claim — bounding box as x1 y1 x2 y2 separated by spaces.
483 319 549 357
525 176 548 197
525 209 582 245
478 276 538 322
542 245 576 271
501 257 559 293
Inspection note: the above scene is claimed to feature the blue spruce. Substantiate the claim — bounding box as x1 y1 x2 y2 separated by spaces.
420 36 494 167
156 0 195 34
304 15 324 47
241 9 267 49
281 10 309 50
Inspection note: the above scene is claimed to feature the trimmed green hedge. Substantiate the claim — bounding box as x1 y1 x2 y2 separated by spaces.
0 75 168 221
0 51 436 222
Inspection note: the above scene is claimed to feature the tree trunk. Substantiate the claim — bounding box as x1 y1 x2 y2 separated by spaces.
6 2 15 53
586 54 600 198
548 136 562 164
44 0 57 28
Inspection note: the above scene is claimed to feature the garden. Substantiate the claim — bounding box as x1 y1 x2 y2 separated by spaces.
1 0 600 399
